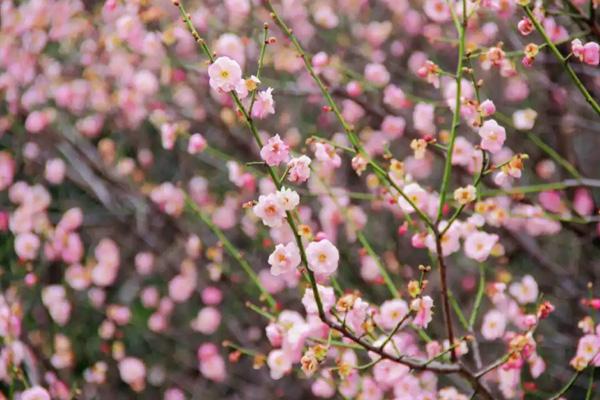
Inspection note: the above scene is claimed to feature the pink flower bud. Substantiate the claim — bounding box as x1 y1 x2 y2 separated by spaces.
518 18 533 35
479 99 496 116
345 81 362 97
187 133 207 154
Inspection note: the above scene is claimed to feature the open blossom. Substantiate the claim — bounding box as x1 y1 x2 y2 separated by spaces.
411 296 434 328
314 142 341 169
383 84 408 110
191 307 221 334
287 155 311 183
260 134 289 166
512 108 537 130
302 284 336 314
481 310 507 340
423 0 450 22
267 349 292 380
376 299 409 330
118 357 146 391
572 335 600 369
253 192 286 227
45 158 66 185
454 185 476 205
198 343 226 382
14 232 40 260
478 119 506 153
509 275 539 304
306 239 339 276
364 63 390 86
276 187 299 211
251 87 275 119
268 242 301 276
20 386 51 400
479 99 496 117
397 183 427 214
572 39 600 66
208 56 242 92
464 231 498 262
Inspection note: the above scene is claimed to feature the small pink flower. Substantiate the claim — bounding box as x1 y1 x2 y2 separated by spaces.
268 242 301 276
572 39 585 59
479 99 496 117
383 84 408 110
302 284 335 314
346 81 362 97
509 275 539 304
207 56 243 93
376 299 409 330
253 192 286 228
424 0 451 22
481 310 506 340
413 102 435 134
21 386 51 400
364 63 390 87
251 87 275 119
583 42 600 65
518 18 533 35
314 142 341 169
306 239 339 277
464 231 498 262
160 123 177 150
44 158 66 185
411 296 433 328
260 134 289 166
118 357 146 390
187 133 207 154
478 119 506 153
287 155 311 183
202 286 223 305
267 349 292 380
191 307 221 334
0 151 15 191
381 116 406 139
397 183 427 214
135 252 154 275
15 232 40 260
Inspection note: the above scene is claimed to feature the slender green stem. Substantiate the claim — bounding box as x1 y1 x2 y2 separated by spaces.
468 264 486 330
448 291 469 331
585 367 595 400
357 232 399 298
436 0 467 223
523 6 600 117
480 178 600 197
248 24 270 116
549 369 583 400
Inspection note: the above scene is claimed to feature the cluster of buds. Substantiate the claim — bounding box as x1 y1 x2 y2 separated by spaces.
504 332 536 370
522 43 539 68
485 45 506 68
388 159 405 181
351 154 368 176
416 60 441 88
410 138 428 159
502 153 528 178
537 301 555 320
300 344 327 377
